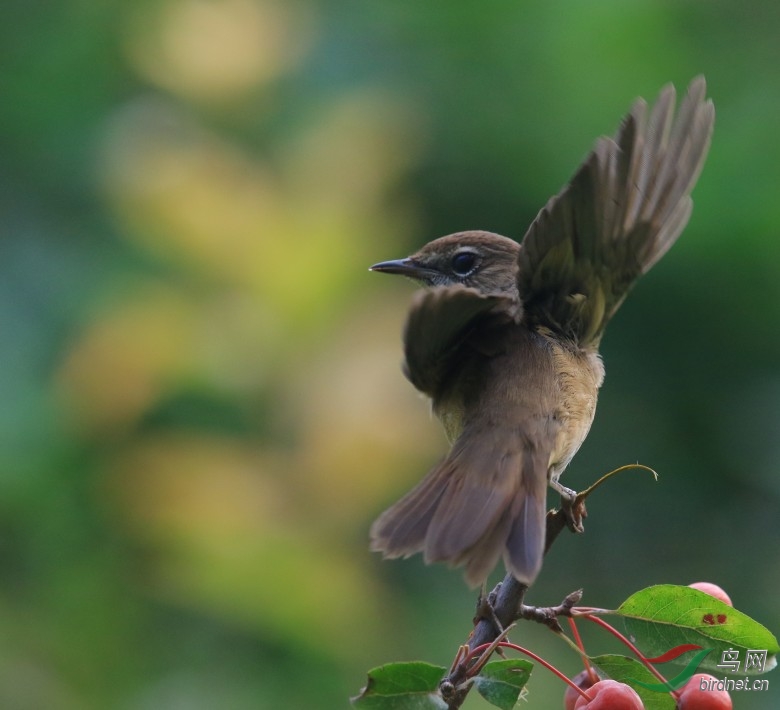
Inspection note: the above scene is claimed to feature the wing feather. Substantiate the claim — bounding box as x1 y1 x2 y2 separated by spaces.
402 285 515 397
518 76 714 346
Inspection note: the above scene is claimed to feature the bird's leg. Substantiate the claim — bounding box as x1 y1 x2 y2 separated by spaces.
549 477 586 533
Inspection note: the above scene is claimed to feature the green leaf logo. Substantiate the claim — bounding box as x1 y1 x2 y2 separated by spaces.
629 646 713 693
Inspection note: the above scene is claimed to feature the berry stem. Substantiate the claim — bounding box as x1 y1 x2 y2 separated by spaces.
466 640 592 702
568 617 600 686
580 613 674 691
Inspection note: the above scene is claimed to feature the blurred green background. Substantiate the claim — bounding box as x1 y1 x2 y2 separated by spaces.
2 0 779 708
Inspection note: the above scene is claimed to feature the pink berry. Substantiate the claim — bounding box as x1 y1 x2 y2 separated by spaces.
564 669 597 710
573 679 643 709
688 582 732 606
677 673 732 709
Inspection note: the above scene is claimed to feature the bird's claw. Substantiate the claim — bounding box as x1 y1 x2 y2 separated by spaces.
553 484 586 533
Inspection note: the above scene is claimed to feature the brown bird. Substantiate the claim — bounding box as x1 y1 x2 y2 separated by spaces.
369 77 714 587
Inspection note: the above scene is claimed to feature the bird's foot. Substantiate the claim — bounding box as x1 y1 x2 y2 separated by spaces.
551 482 587 533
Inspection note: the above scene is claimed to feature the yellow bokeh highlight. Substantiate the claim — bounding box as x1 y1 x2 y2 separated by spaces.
291 293 443 524
99 91 420 333
124 0 314 101
103 434 390 659
56 285 199 433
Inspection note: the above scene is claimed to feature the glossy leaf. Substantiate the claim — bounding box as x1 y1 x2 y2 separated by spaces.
473 659 532 709
617 585 779 675
351 661 448 709
591 654 676 710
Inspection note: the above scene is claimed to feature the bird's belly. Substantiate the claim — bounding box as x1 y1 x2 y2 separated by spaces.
547 343 604 479
431 330 604 472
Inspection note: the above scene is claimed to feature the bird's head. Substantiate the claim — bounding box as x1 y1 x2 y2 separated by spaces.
370 230 520 296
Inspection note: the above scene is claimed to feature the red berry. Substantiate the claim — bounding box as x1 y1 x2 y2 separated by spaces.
677 673 732 709
564 669 597 710
688 582 732 607
573 679 643 709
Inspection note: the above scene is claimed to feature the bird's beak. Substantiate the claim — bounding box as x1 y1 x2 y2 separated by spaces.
370 258 436 281
369 258 417 275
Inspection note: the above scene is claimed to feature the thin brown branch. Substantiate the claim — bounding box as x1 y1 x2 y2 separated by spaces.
439 506 572 709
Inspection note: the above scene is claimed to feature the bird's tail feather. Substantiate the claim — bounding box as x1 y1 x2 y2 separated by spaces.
370 434 548 587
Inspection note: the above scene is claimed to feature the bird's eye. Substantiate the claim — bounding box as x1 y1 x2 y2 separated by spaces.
451 251 478 276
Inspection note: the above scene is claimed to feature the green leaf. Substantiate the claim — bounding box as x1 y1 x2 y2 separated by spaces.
591 653 679 710
617 585 779 675
351 661 448 709
472 659 532 710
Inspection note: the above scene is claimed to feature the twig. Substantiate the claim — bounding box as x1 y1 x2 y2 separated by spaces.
439 506 572 708
518 589 583 633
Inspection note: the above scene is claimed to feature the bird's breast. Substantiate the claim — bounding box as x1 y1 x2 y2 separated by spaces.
429 325 604 471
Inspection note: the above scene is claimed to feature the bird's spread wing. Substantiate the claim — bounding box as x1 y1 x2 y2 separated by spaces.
402 285 516 397
517 76 715 347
